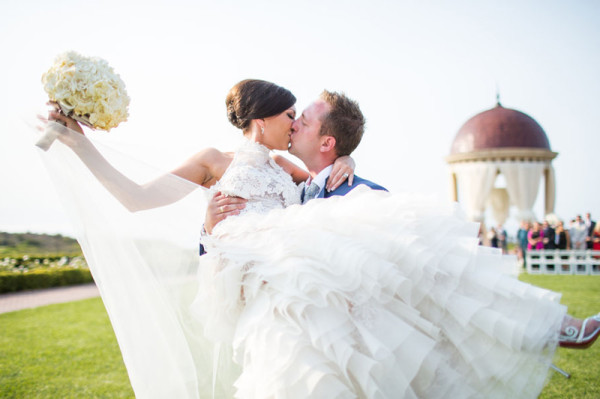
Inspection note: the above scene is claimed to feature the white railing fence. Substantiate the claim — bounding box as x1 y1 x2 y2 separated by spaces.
525 250 600 275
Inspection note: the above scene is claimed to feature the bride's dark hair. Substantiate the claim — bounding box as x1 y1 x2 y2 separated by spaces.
226 79 296 130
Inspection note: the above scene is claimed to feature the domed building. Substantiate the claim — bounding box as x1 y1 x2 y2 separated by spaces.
446 100 558 224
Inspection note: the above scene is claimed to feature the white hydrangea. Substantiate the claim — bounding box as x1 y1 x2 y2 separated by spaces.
42 51 130 131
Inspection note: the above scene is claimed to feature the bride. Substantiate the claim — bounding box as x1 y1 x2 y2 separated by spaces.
43 79 599 398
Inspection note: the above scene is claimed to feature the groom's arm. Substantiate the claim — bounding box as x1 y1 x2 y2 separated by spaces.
200 192 246 255
204 192 247 234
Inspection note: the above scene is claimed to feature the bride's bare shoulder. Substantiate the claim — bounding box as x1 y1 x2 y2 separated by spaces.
196 147 232 162
172 148 234 187
271 154 309 184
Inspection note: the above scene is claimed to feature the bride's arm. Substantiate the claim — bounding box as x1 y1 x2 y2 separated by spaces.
271 155 309 184
271 154 355 190
48 109 214 212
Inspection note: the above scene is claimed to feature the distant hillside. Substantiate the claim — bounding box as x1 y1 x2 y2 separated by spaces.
0 232 82 257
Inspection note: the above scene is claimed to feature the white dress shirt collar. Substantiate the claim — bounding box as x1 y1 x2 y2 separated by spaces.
306 165 333 192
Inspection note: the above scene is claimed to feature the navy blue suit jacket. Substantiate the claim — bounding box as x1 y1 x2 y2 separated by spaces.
300 174 387 202
317 174 387 199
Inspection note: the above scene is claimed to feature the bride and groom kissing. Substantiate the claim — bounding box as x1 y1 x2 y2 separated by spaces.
203 85 386 235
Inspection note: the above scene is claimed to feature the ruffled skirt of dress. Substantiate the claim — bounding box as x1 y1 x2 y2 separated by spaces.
193 186 566 399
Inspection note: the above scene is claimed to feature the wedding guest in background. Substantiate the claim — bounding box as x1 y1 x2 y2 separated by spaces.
478 224 487 246
568 218 576 246
570 215 587 249
592 222 600 251
516 221 530 264
585 212 596 250
528 222 544 250
542 220 556 249
488 227 499 248
497 224 508 254
555 220 571 271
541 220 556 269
555 221 571 250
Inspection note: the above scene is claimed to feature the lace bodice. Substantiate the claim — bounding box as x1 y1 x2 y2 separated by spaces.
212 139 301 215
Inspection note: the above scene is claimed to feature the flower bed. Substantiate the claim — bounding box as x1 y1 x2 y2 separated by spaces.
0 256 93 294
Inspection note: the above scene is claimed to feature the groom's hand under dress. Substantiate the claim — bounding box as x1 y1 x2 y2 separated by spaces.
205 192 247 234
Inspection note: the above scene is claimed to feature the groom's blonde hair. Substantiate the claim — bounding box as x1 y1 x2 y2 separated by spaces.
318 90 365 157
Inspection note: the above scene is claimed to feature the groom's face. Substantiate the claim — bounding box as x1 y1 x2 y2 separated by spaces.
289 100 331 161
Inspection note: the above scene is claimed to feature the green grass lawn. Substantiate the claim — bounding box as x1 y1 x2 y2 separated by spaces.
0 275 598 398
518 274 600 399
0 298 133 398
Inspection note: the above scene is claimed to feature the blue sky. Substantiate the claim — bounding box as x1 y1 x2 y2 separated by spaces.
1 0 599 236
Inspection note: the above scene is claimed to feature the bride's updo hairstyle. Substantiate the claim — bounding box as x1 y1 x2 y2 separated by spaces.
226 79 296 130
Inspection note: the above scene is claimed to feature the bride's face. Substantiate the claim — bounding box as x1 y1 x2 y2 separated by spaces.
262 106 296 150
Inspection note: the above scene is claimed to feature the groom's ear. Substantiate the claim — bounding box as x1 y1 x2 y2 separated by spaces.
320 136 336 153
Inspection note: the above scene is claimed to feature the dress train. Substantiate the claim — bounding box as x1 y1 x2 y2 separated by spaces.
195 187 565 398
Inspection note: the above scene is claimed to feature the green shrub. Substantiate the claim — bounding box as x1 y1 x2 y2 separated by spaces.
0 267 93 294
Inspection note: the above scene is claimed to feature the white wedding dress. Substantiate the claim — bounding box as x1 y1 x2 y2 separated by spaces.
191 139 565 398
38 128 566 398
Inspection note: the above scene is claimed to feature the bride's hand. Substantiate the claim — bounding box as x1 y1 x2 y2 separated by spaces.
327 155 355 192
46 102 85 135
36 102 87 149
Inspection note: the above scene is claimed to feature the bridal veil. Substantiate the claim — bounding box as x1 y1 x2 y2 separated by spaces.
36 123 237 398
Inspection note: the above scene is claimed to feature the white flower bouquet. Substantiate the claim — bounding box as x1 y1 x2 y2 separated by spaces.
37 51 130 150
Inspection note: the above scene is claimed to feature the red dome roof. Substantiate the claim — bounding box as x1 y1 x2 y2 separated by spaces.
450 104 551 154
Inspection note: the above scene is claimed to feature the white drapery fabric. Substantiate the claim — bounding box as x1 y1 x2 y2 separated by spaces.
498 162 546 222
487 187 510 226
451 162 498 222
545 164 556 216
451 161 552 224
36 124 239 398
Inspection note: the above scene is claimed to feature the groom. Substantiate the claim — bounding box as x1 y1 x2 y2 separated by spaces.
288 90 386 200
203 90 386 236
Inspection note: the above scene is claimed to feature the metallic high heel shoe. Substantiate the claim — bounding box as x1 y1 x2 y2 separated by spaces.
559 314 600 349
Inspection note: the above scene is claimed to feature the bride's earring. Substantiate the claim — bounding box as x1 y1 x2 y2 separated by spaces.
261 126 264 135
